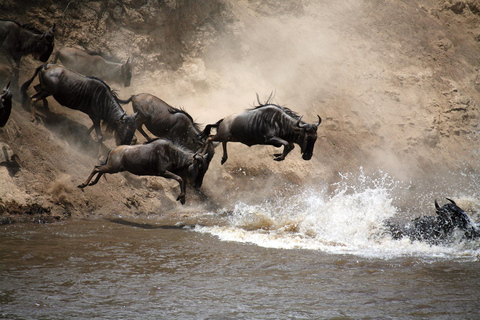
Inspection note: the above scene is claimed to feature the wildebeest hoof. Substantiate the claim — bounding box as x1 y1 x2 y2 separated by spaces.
221 157 227 165
177 195 186 205
274 156 285 161
77 183 86 188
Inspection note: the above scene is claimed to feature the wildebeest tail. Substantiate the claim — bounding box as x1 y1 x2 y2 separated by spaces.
51 50 60 64
21 64 44 108
117 95 134 105
202 118 223 138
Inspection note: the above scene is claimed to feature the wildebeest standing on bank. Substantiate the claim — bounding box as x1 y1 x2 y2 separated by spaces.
0 82 12 127
21 64 136 158
0 20 55 92
53 47 133 87
202 101 321 164
78 139 210 205
120 93 215 163
387 198 480 244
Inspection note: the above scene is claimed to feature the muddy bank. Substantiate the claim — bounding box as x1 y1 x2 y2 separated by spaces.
1 0 480 223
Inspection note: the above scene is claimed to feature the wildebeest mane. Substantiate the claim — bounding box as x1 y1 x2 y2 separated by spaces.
167 105 202 130
250 92 301 120
20 23 43 34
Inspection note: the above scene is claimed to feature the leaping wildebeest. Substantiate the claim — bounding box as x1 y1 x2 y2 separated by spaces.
120 93 215 163
21 64 136 158
78 138 210 205
0 20 55 92
202 97 321 164
53 47 133 87
0 81 12 127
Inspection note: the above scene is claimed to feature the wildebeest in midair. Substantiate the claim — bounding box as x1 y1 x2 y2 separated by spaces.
21 64 136 158
53 47 133 87
386 198 480 244
0 81 12 127
0 20 55 92
78 138 210 205
202 96 321 164
120 93 215 163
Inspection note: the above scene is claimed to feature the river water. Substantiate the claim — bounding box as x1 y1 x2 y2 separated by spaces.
1 173 480 319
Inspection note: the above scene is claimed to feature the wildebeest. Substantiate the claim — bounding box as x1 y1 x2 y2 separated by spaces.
78 138 210 205
202 98 321 164
21 64 136 158
0 48 15 88
53 47 133 87
0 82 12 127
387 198 480 244
120 93 215 162
0 20 55 92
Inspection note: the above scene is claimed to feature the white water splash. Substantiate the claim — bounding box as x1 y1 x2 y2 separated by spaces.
196 171 480 260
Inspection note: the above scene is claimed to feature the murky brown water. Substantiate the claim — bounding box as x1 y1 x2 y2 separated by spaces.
1 216 480 319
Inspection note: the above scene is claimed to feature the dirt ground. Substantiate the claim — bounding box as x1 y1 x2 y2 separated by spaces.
1 0 480 223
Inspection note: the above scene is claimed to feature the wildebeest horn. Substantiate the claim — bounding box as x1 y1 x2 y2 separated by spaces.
446 198 456 205
315 115 322 126
5 81 10 91
435 199 440 210
297 116 308 128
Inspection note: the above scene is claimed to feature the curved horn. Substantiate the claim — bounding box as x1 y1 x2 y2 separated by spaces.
5 81 10 91
446 198 456 205
297 116 308 128
435 199 440 210
315 115 322 126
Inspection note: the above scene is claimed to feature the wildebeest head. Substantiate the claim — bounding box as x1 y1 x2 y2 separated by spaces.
115 112 137 145
120 58 133 87
435 198 474 232
292 115 321 160
36 24 55 62
189 151 210 189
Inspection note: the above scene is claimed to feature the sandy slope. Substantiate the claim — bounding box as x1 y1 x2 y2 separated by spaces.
1 0 480 222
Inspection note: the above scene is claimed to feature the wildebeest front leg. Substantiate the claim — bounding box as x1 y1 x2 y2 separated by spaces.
266 137 293 161
92 120 104 160
162 170 186 205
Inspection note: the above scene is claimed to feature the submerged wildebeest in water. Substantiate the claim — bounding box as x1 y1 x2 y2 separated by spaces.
0 20 55 93
386 198 480 244
119 93 215 163
0 82 12 127
202 95 321 164
53 47 133 87
78 138 210 205
21 64 136 158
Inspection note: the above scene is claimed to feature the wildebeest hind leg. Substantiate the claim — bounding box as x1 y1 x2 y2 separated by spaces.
30 91 51 122
221 141 228 165
137 125 153 141
78 169 100 188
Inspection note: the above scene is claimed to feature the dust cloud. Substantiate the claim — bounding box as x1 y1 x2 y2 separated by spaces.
128 0 480 211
